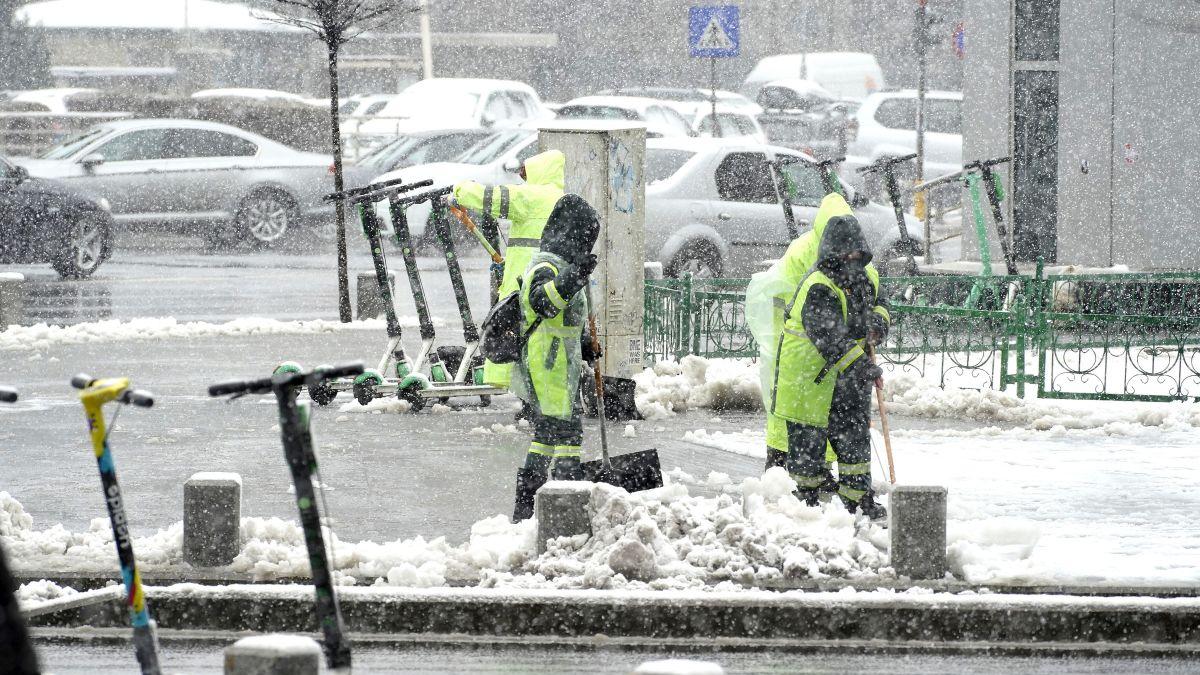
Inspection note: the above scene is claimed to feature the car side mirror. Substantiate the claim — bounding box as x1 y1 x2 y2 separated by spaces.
481 113 496 128
502 158 520 173
81 154 105 172
850 190 869 208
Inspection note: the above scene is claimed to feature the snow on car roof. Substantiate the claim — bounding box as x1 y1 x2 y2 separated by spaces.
16 0 302 32
564 95 669 112
403 78 539 96
648 136 811 160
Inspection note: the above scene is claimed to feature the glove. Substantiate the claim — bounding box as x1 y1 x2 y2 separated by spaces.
868 312 888 346
581 334 603 364
575 253 598 277
854 361 884 383
440 194 458 209
554 261 590 299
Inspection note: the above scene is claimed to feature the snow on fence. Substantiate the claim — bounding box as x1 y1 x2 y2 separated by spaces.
644 266 1200 403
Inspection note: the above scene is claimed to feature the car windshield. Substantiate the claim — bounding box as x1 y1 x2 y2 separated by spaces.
357 136 422 170
455 131 531 165
645 148 695 185
39 127 109 159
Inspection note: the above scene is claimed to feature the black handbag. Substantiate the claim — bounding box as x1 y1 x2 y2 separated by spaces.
480 291 542 364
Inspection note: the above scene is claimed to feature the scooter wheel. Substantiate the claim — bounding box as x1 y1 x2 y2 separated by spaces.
352 381 376 407
479 395 491 408
398 386 426 412
309 381 338 406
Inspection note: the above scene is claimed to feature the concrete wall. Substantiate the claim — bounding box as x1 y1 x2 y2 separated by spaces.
962 0 1200 270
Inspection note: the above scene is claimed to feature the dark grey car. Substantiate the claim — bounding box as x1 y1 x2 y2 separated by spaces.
14 119 371 248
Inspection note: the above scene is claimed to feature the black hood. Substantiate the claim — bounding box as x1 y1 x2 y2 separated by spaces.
539 194 600 263
816 215 872 284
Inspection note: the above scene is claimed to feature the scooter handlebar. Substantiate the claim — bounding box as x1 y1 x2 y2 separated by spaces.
390 185 453 208
354 178 437 206
856 153 918 174
311 362 365 383
815 156 846 167
0 386 17 403
120 389 155 408
70 373 93 390
208 377 273 398
323 176 408 203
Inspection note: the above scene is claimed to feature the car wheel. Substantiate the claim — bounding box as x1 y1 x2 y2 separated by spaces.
668 240 722 279
52 213 110 279
237 190 296 246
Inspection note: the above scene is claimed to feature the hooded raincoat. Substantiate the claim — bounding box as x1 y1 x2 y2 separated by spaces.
453 149 566 387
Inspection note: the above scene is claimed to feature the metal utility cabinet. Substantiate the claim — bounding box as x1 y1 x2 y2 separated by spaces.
538 124 647 379
961 0 1200 270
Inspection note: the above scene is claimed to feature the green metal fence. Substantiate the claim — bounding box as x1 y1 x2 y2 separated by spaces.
643 267 1200 402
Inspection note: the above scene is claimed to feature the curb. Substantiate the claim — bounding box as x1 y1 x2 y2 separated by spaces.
25 584 1200 649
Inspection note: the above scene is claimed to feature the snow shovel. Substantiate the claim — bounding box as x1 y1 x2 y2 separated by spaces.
867 346 896 484
580 284 663 492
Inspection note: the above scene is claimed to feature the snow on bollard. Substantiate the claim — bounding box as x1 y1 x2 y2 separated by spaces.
535 481 592 555
184 472 242 568
634 659 725 675
0 272 25 330
889 485 948 580
224 634 320 675
356 271 395 320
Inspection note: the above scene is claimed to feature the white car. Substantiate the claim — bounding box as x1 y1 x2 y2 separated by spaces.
8 87 98 113
555 96 695 138
846 90 963 182
692 110 768 143
191 88 315 106
741 52 886 103
339 94 400 117
353 79 549 142
644 138 922 278
369 128 540 241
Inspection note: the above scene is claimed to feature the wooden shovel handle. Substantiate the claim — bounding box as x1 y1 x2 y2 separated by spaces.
868 345 896 484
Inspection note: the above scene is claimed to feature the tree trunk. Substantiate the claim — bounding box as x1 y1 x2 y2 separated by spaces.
327 40 352 322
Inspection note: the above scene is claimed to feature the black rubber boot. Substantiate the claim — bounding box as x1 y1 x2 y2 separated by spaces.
843 491 888 522
794 488 820 508
512 468 546 522
764 447 787 472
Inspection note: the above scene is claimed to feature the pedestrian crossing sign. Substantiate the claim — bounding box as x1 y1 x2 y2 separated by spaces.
689 5 740 58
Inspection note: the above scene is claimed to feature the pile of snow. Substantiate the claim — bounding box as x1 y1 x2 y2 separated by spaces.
0 317 399 352
633 357 761 420
1 475 894 591
15 579 78 609
633 356 1200 434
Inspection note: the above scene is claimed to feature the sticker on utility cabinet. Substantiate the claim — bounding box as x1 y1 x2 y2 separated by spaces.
609 140 637 214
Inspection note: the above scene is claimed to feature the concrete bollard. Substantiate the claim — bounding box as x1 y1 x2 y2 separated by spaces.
535 481 592 555
356 271 396 320
643 261 664 280
184 472 242 567
889 485 948 580
0 273 25 329
224 634 320 675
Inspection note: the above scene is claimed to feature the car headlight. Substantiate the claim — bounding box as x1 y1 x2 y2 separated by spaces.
97 197 112 212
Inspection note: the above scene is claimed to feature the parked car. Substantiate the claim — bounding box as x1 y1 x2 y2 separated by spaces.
355 128 492 174
643 138 922 278
693 110 767 143
14 119 371 247
755 79 857 160
339 94 400 117
352 79 549 144
0 155 113 278
741 52 885 102
5 88 99 113
845 90 963 183
555 96 695 137
191 88 315 106
598 87 763 118
369 128 541 242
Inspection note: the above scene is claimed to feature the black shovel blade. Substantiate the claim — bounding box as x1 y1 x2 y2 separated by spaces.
582 449 664 493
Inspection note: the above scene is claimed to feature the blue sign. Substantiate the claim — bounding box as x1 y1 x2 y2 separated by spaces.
688 5 740 58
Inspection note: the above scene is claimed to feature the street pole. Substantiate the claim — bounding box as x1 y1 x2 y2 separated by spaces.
710 57 721 138
418 0 434 80
916 0 931 264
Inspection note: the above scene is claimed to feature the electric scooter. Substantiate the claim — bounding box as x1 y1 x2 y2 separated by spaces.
70 374 162 675
912 156 1018 309
209 362 362 671
857 153 920 276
